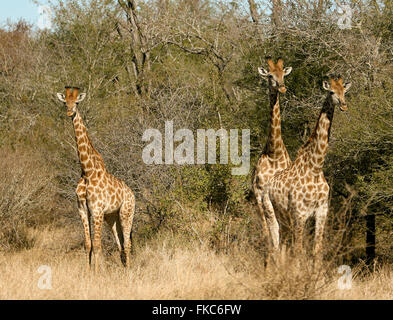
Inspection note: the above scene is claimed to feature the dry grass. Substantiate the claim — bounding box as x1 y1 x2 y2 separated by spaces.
0 242 250 300
0 227 392 300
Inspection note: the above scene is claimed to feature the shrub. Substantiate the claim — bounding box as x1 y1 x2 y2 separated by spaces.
0 148 56 250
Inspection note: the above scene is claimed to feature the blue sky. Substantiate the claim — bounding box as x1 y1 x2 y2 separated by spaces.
0 0 50 27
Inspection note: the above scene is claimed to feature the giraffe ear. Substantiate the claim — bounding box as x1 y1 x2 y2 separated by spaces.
343 82 351 92
323 81 331 91
283 67 292 76
57 93 66 102
77 93 86 103
258 67 269 77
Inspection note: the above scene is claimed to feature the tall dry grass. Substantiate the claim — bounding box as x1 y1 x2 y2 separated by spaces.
0 227 392 300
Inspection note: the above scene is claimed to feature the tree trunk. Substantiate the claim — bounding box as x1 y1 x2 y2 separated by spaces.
312 0 325 23
272 0 282 29
366 213 376 265
118 0 151 98
248 0 259 24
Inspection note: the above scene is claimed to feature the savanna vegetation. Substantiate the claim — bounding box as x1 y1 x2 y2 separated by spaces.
0 0 392 299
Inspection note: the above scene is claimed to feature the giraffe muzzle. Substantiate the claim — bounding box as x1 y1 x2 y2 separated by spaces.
339 104 348 111
278 86 287 94
67 106 77 117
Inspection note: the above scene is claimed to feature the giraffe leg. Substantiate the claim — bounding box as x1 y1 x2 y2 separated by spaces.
78 199 92 271
119 197 135 269
262 192 280 252
255 192 270 245
92 211 104 274
294 213 307 256
104 213 124 253
313 202 328 267
76 179 91 272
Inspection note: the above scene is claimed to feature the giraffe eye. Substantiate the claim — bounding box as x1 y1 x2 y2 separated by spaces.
330 91 334 95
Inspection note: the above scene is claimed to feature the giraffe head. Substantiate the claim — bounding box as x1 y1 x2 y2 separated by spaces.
323 76 351 111
258 57 292 94
57 87 86 117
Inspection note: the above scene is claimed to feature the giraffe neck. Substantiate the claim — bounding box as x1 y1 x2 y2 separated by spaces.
305 98 335 172
264 90 285 158
72 110 105 177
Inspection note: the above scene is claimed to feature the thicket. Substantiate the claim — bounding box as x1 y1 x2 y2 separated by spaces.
0 0 392 264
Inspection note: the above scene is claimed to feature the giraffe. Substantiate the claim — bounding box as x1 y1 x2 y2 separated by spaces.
261 76 351 262
252 57 292 248
57 87 136 273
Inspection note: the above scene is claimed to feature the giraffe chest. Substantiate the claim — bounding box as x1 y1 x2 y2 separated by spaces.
267 168 329 214
268 177 292 213
86 177 124 213
254 154 291 189
289 173 329 213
